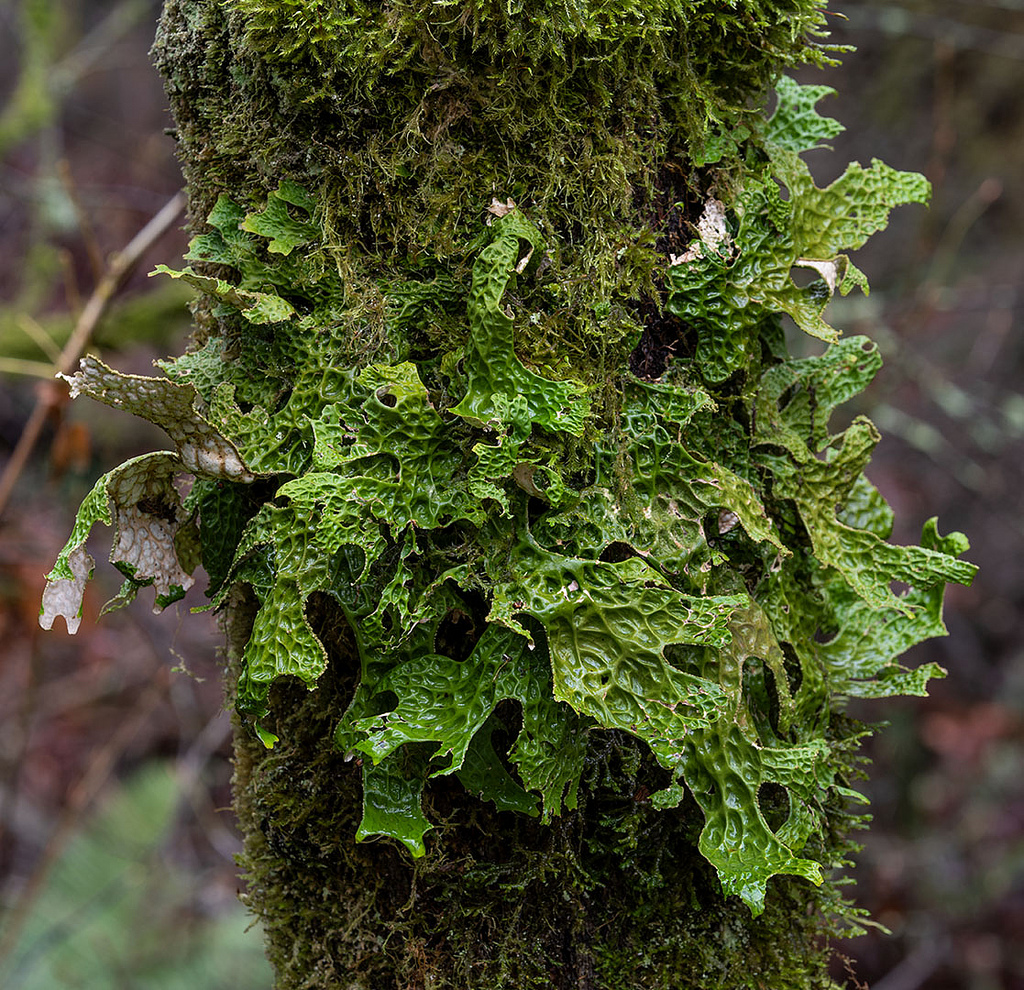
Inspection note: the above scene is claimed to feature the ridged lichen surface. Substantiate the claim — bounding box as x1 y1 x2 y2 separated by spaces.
41 2 976 986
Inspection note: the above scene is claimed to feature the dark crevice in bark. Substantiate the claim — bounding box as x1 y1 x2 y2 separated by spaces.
629 164 703 381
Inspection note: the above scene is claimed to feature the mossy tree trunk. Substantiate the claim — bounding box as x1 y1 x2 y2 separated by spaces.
223 592 838 989
48 1 974 986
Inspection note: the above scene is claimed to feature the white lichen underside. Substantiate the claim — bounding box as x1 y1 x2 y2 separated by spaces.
64 356 253 481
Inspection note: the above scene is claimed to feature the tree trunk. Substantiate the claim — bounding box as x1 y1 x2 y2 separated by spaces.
77 0 975 986
221 589 840 990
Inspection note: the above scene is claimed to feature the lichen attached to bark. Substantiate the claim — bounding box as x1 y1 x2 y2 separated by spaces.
42 1 976 985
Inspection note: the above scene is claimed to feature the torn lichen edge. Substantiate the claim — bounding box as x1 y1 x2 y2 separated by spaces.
39 450 202 631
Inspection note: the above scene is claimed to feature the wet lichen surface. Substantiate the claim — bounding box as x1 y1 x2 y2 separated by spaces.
42 1 976 986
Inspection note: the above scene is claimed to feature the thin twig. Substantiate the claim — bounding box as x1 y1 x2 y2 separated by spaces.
0 190 185 519
14 314 61 364
59 248 83 320
52 0 149 95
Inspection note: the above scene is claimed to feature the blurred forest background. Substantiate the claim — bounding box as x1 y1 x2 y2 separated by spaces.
0 1 1021 987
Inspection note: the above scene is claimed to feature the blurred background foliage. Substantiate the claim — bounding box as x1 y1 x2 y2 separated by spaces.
0 0 269 985
0 764 271 988
0 0 1021 988
795 3 1024 988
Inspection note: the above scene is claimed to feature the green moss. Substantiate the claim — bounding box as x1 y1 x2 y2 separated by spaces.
153 0 839 382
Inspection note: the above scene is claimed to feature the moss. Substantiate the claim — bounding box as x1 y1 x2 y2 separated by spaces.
153 0 835 384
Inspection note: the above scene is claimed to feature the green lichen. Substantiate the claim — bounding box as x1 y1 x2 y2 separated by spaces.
36 0 983 981
45 72 975 933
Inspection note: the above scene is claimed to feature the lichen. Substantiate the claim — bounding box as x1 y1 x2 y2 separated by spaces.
40 451 200 629
41 1 977 985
